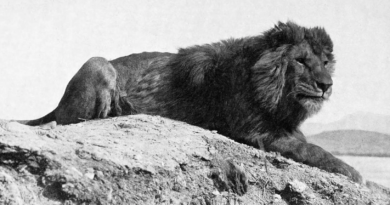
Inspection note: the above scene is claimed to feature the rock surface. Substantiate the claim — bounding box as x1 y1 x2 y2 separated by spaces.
0 114 389 204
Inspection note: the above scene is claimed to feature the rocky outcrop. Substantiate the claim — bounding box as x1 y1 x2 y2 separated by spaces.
0 115 389 204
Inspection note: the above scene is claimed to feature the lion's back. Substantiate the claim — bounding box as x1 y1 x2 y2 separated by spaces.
109 52 174 91
110 52 173 69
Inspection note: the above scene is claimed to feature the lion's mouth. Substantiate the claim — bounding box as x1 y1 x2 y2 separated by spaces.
296 93 324 100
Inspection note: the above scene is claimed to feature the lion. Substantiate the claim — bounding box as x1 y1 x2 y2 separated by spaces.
18 21 362 183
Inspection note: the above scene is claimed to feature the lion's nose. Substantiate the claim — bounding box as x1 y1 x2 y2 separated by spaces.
316 81 332 93
314 69 333 93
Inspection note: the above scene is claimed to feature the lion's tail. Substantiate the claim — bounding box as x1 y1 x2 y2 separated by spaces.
16 110 56 126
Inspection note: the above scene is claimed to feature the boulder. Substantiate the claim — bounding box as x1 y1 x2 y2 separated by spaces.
0 115 389 204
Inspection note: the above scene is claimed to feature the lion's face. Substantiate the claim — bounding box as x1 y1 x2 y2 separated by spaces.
286 41 335 116
250 22 335 121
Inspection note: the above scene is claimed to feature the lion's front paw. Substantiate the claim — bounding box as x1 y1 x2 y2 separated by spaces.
325 158 362 183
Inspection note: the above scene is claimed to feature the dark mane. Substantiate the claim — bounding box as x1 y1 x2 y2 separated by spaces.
165 21 334 134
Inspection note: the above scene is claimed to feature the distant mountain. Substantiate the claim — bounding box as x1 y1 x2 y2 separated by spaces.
307 130 390 157
301 112 390 136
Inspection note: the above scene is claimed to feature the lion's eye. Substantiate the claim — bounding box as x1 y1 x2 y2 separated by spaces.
296 58 305 65
324 60 329 66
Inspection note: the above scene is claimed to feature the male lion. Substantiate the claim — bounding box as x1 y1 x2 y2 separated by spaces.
19 21 362 182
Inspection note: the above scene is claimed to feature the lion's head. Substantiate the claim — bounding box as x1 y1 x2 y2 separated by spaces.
251 22 334 125
289 40 334 116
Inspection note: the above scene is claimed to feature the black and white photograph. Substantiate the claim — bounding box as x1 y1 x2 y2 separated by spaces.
0 0 389 204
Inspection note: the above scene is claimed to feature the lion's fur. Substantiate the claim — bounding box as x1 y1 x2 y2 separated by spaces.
19 21 362 182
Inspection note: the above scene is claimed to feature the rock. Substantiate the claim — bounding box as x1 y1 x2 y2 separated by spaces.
288 179 307 193
84 172 95 180
273 193 282 201
39 121 57 130
2 121 34 134
0 114 389 204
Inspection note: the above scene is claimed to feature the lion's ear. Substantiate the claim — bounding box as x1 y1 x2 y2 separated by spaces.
250 46 288 110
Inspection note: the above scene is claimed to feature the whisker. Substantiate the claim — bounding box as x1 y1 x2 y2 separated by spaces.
286 91 299 98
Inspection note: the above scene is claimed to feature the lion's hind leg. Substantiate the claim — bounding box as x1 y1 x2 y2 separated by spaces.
55 57 119 124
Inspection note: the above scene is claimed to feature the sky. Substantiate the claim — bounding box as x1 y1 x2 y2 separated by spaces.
0 0 389 124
